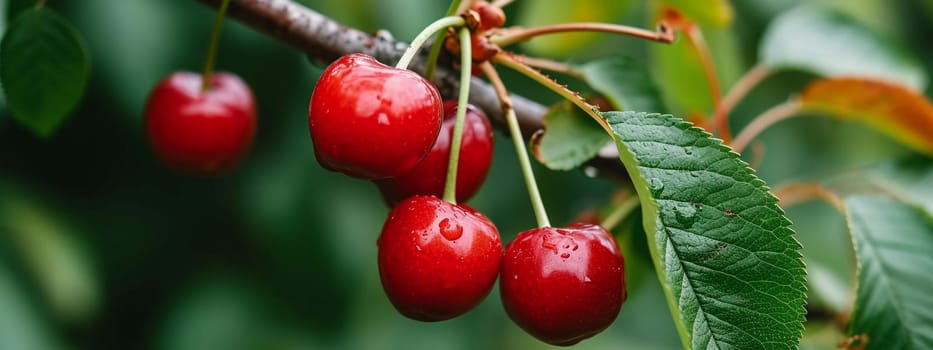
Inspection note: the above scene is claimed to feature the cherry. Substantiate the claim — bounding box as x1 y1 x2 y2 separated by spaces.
378 195 502 321
144 71 256 174
309 53 443 179
500 223 626 346
376 101 494 205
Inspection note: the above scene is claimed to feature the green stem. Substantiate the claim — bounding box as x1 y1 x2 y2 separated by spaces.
395 16 465 70
480 63 550 228
425 0 464 81
442 27 473 204
201 0 232 92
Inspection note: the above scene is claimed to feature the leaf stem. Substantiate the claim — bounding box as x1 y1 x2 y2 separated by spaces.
600 190 640 231
201 0 231 92
732 100 802 153
395 16 465 70
683 25 722 135
442 27 473 204
492 53 612 135
424 0 464 81
772 182 845 213
491 22 675 47
480 62 550 228
516 56 585 80
711 64 771 142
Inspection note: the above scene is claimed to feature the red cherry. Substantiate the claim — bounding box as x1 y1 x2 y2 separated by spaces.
378 195 502 321
144 71 256 174
376 101 494 205
500 223 626 346
309 53 443 179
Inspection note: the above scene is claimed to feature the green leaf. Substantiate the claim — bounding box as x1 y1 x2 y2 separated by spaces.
604 111 806 349
578 57 667 114
530 101 610 170
1 6 90 138
759 4 926 90
844 196 933 349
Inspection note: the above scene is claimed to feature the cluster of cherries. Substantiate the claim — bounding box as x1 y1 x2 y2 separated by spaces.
308 53 627 346
140 0 627 345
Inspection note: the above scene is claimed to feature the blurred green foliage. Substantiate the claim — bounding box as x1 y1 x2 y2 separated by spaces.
0 0 931 349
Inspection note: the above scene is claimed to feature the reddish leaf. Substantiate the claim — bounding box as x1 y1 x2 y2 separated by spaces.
800 78 933 155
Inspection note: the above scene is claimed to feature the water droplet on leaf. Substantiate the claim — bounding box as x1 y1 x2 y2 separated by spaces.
648 178 665 196
673 203 698 226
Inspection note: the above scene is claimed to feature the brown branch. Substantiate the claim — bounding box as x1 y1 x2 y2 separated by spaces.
195 0 546 135
194 0 631 180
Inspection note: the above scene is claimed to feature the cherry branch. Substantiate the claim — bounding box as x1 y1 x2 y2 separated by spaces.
194 0 546 136
194 0 632 181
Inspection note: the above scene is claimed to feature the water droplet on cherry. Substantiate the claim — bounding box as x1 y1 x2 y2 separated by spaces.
438 218 463 240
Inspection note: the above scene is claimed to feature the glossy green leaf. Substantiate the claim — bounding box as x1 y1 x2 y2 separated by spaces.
845 196 933 349
530 101 610 170
605 111 806 349
759 4 926 90
579 57 667 114
1 6 89 137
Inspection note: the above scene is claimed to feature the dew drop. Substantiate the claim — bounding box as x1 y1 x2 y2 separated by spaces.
560 252 571 259
648 178 665 196
513 274 518 280
684 148 693 155
584 276 592 283
584 166 599 178
415 244 422 252
673 203 698 226
438 218 463 241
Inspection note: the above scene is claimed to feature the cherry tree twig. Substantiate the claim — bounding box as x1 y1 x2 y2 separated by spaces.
194 0 632 181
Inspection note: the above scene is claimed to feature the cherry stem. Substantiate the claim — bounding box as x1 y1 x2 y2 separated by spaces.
424 0 464 81
201 0 231 92
683 25 722 136
711 64 771 141
772 182 845 213
491 22 674 47
493 53 612 135
480 62 550 228
600 190 640 232
396 16 465 70
732 100 802 153
442 27 473 204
